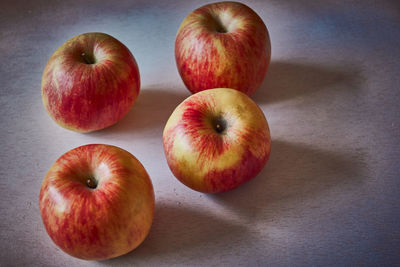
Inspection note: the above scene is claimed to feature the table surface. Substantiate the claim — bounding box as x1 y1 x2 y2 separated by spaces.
1 0 399 266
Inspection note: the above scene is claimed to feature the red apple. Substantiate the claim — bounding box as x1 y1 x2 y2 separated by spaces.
163 88 271 193
175 1 271 96
41 32 140 132
39 144 154 260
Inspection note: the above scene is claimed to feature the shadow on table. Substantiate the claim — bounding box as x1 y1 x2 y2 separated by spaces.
253 60 362 104
90 86 189 136
205 60 365 218
92 60 362 136
101 203 249 264
208 139 366 219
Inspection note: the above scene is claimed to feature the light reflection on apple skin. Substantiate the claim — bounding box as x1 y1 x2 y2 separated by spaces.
47 184 71 215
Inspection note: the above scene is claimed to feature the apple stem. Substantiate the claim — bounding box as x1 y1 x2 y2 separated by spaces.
212 116 227 134
215 124 223 133
216 24 228 33
81 52 95 64
86 177 98 189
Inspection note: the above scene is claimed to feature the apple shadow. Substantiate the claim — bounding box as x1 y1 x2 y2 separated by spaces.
208 140 366 220
253 60 362 104
90 61 362 136
100 203 249 265
90 86 189 136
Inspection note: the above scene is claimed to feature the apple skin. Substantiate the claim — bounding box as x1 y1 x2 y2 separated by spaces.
163 88 271 193
175 1 271 96
41 32 140 132
39 144 154 260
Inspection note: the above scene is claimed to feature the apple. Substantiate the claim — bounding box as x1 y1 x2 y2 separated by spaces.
39 144 154 260
41 32 140 132
163 88 271 193
175 1 271 96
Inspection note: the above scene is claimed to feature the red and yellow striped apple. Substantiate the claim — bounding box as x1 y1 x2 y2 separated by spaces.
42 32 140 132
175 1 271 96
39 144 154 260
163 88 271 193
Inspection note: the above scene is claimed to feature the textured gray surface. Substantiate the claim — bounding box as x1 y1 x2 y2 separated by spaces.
1 0 399 266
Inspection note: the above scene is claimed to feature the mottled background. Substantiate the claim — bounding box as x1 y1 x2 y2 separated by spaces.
1 0 399 266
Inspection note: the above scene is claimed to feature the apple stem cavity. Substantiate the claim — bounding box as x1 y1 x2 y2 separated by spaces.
213 18 228 33
81 52 96 65
86 177 98 189
215 23 228 33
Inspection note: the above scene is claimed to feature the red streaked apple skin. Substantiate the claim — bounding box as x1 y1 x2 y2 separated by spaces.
39 144 154 260
42 32 140 133
163 88 271 193
175 2 271 96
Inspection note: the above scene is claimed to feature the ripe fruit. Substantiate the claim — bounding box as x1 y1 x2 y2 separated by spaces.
41 32 140 132
163 88 271 193
175 1 271 96
39 144 154 260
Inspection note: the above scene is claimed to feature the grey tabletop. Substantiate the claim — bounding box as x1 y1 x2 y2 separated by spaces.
1 0 399 266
